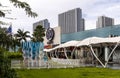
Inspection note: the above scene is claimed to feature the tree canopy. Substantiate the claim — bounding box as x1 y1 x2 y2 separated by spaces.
15 29 31 42
0 0 38 25
32 25 45 42
0 0 37 17
0 48 18 78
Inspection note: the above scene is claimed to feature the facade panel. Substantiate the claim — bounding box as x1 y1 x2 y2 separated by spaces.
61 25 120 43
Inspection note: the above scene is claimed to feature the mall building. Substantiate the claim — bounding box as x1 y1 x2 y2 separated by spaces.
43 24 120 47
61 24 120 43
43 24 120 68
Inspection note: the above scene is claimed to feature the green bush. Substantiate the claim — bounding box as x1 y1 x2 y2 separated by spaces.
0 47 18 78
4 51 23 59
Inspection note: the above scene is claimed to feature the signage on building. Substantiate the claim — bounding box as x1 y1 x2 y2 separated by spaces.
46 28 55 44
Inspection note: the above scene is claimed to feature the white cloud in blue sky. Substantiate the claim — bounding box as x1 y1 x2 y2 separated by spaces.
1 0 120 34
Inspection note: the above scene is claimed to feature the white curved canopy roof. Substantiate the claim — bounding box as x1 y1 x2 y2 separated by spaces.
76 37 103 47
43 48 53 52
44 36 120 52
61 40 80 47
77 36 120 47
44 40 80 52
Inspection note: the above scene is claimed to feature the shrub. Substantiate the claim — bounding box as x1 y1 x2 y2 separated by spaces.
4 51 23 59
0 47 18 78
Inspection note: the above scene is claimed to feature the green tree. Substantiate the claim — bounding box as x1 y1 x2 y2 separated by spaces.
0 0 37 17
0 27 6 46
11 37 20 52
0 28 21 52
15 29 31 42
0 27 12 50
0 1 38 78
32 25 45 42
0 0 38 25
0 48 18 78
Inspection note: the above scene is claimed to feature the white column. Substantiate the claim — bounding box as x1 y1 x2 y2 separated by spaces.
55 50 58 58
105 46 110 62
80 47 84 64
75 50 78 59
80 47 84 58
64 48 69 59
71 47 77 59
95 48 99 65
77 49 81 59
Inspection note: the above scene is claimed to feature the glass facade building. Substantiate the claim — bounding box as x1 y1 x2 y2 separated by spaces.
58 8 85 34
96 16 114 28
61 25 120 43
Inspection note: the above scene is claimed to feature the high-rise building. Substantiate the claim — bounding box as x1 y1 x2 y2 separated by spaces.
33 19 50 31
96 16 114 28
58 8 85 34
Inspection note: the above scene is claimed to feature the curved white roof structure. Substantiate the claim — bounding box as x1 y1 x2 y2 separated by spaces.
44 40 80 52
76 37 104 47
44 36 120 52
77 36 120 47
44 36 120 68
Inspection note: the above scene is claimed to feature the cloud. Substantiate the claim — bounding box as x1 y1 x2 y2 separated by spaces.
1 0 120 33
83 0 120 29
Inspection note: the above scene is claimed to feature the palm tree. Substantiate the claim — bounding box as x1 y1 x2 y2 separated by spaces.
10 37 20 52
0 30 6 47
32 25 45 42
15 29 31 42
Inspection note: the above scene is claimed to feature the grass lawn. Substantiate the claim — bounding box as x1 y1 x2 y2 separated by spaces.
17 67 120 78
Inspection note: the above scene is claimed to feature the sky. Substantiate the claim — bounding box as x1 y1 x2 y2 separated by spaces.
1 0 120 34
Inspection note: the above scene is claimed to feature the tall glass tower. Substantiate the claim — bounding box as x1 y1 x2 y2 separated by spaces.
96 16 114 28
58 8 85 34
